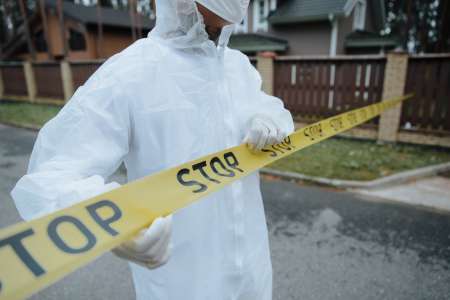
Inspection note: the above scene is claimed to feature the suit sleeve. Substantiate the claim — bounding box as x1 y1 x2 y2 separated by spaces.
239 57 295 135
11 73 130 221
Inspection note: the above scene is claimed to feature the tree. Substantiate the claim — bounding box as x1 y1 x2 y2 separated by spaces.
383 0 449 53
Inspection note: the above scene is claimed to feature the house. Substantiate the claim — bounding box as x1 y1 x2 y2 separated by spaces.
229 0 399 55
1 0 155 61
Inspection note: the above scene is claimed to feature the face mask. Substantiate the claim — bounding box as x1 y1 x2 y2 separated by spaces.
194 0 250 24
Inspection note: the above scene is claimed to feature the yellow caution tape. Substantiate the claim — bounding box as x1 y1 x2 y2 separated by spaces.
0 94 413 300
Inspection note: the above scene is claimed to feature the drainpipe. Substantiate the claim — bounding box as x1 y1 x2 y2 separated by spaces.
328 13 338 57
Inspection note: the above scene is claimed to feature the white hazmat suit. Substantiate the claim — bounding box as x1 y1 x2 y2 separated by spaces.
11 0 294 299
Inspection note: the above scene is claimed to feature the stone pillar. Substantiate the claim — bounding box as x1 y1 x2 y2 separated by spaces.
377 52 409 143
23 61 37 102
61 60 74 102
257 51 276 96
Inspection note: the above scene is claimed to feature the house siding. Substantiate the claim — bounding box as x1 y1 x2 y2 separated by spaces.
91 30 134 58
41 12 95 60
269 22 331 55
9 5 148 61
337 11 353 54
242 0 383 56
364 5 377 33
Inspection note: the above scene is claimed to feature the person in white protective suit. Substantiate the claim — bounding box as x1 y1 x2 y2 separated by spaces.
11 0 294 299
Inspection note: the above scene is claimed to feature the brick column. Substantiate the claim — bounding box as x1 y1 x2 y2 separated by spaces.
377 52 409 143
23 61 37 102
257 51 276 96
61 60 74 102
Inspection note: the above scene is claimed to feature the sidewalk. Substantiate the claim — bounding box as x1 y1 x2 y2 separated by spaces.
352 176 450 212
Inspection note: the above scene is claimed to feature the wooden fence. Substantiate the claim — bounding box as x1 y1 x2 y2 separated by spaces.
0 53 449 146
71 61 103 92
0 63 27 96
274 56 386 126
33 62 64 99
401 54 450 133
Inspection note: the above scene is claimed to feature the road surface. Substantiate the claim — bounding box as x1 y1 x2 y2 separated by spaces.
1 124 449 300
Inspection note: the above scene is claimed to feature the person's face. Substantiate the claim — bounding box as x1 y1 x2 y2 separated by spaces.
196 3 232 43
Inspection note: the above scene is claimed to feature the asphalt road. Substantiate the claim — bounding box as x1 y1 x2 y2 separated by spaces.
1 124 450 300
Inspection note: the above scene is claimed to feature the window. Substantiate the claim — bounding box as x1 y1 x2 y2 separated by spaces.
69 28 86 51
353 1 366 31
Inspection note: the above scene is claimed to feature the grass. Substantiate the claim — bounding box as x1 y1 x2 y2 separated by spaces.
0 101 61 127
268 138 450 181
1 101 449 182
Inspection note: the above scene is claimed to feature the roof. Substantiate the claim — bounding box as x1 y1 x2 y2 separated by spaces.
228 33 288 53
269 0 347 25
345 30 400 48
45 0 154 30
269 0 386 29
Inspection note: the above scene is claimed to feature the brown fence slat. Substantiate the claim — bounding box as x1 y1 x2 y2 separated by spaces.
33 62 64 99
71 62 103 92
1 63 28 96
273 56 386 126
402 56 450 133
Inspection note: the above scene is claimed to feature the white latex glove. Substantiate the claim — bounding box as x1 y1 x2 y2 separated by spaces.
112 215 172 269
243 115 287 151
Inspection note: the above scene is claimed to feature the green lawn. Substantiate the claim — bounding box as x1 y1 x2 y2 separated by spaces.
0 101 61 127
1 101 449 182
268 138 450 181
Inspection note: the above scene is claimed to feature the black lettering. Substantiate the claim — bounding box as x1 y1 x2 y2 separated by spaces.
347 112 357 125
276 142 292 151
177 168 207 193
0 229 45 277
224 152 244 173
330 117 344 131
210 157 235 177
284 136 295 148
271 144 285 154
47 216 96 254
304 124 323 141
193 161 220 184
262 148 277 157
86 200 122 236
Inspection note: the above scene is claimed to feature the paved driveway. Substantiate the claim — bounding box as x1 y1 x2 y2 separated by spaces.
1 124 450 300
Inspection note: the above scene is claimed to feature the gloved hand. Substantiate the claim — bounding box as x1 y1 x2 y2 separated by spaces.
243 114 287 151
112 215 172 269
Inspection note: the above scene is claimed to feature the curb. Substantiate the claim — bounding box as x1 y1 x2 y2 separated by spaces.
261 162 450 189
0 121 41 131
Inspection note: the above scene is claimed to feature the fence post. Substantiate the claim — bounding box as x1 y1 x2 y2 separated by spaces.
0 66 4 98
61 60 74 102
257 51 276 96
377 52 409 143
23 61 37 102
